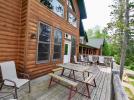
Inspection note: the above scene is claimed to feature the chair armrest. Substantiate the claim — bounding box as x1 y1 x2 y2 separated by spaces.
18 73 30 80
3 79 17 87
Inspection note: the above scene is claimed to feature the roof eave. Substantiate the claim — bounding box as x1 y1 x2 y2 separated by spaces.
78 0 87 19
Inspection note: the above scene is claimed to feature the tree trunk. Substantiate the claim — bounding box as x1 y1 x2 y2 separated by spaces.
120 0 129 80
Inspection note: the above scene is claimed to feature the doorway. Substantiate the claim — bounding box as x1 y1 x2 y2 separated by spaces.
64 40 71 63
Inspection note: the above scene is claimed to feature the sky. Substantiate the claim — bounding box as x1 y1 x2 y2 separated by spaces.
83 0 113 31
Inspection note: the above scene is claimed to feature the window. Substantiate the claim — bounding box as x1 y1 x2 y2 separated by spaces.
67 0 75 12
67 0 77 27
37 22 51 63
40 0 64 18
53 28 62 60
68 12 77 27
71 36 76 61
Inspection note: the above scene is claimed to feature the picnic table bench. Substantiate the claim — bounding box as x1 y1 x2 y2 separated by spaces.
48 73 78 100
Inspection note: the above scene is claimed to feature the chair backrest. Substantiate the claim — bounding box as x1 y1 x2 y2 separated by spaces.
88 55 93 62
80 55 84 61
74 56 78 63
0 61 17 80
99 56 105 63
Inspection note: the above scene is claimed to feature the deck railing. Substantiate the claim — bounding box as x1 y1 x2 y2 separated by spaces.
111 60 129 100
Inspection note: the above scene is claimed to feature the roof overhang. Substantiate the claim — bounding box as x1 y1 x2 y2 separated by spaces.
79 43 99 49
78 0 87 19
79 20 88 42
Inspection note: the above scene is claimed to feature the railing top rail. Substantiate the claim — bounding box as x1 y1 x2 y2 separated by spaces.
112 61 129 100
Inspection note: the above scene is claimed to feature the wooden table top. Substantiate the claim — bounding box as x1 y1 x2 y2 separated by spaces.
57 63 89 72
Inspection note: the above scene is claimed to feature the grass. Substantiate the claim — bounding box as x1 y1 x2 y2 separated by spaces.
128 77 134 87
129 76 134 80
124 87 134 100
131 82 134 87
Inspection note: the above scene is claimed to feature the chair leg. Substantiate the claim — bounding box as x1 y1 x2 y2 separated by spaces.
93 79 96 87
28 81 31 93
88 72 90 77
13 93 16 99
83 72 85 80
14 86 18 99
0 81 4 90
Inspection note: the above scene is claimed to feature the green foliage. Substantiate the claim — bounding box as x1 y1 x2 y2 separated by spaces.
102 42 110 56
106 0 134 71
86 27 109 39
124 87 134 100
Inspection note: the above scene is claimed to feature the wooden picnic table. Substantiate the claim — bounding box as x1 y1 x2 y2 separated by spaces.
53 63 97 99
57 63 90 81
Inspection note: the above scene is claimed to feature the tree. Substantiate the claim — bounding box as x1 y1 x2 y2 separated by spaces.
120 0 129 79
86 27 109 39
107 0 134 79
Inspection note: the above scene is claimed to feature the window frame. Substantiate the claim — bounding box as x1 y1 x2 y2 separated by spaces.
36 21 52 64
53 28 63 61
71 35 76 61
66 0 77 27
39 0 65 18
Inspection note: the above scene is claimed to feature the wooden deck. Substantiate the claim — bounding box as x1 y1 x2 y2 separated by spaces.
1 65 111 100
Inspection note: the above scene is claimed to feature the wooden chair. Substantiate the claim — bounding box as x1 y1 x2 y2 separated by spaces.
0 61 31 99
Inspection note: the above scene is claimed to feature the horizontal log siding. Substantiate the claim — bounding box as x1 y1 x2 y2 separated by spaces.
17 0 28 73
25 0 79 79
0 0 21 80
0 0 80 79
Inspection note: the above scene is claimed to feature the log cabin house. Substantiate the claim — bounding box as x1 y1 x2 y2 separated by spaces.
78 20 104 56
0 0 87 79
79 38 104 56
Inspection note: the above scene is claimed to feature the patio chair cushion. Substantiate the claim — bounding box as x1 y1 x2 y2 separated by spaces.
4 78 29 88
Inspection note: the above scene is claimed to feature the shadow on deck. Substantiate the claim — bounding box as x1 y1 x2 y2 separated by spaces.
1 65 111 100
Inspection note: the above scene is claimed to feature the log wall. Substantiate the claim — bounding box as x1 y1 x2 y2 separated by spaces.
25 0 80 78
0 0 80 79
0 0 21 62
0 0 22 80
